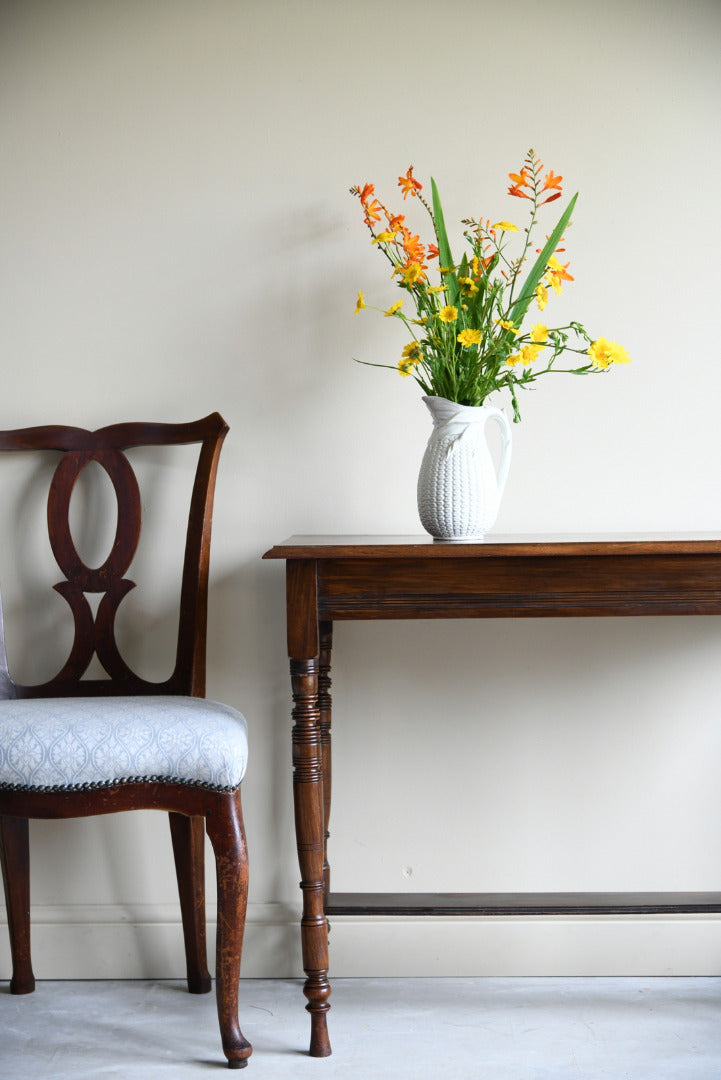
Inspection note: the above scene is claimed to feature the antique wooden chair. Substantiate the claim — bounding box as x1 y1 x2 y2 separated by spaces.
0 413 251 1069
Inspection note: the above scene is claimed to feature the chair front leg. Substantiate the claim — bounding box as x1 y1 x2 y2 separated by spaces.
0 815 35 994
205 790 252 1070
169 811 212 994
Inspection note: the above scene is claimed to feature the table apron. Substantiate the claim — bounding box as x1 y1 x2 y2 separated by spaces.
316 555 721 620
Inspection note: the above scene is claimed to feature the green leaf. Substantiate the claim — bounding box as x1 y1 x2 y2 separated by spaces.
507 192 578 328
431 177 460 307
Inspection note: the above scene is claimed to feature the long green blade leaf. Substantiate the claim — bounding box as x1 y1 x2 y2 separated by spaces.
431 177 459 307
507 192 578 327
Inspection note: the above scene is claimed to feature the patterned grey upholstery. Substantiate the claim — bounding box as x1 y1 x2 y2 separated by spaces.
0 696 248 792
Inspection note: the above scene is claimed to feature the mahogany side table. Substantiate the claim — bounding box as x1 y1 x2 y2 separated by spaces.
263 534 721 1057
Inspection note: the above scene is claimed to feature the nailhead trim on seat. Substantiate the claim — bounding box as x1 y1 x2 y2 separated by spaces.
0 774 238 794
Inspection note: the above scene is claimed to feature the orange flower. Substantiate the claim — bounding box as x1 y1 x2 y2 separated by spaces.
357 182 375 205
539 169 563 205
363 199 382 226
508 183 533 200
352 183 385 226
508 168 532 200
542 170 563 191
401 228 426 265
427 243 439 260
387 212 406 234
398 165 423 199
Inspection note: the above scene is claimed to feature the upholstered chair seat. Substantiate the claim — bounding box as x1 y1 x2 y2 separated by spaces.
0 697 248 793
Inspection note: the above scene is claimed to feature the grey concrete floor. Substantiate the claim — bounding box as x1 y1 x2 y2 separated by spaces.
0 977 719 1079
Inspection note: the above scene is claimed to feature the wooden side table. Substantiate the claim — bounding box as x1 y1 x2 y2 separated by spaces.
263 534 721 1057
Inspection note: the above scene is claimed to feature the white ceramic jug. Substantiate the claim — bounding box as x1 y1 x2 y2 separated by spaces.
416 395 512 541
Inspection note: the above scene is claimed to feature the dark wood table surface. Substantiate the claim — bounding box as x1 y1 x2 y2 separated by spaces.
263 533 721 1056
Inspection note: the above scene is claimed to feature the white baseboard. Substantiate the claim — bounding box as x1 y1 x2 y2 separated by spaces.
1 904 720 979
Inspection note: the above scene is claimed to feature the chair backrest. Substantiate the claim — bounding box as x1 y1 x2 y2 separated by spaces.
0 414 228 700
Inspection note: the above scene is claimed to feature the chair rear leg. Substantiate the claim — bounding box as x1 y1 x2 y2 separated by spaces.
0 815 35 994
169 812 212 994
206 790 252 1070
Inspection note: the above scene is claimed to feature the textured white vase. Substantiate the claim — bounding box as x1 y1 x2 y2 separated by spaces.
417 395 512 542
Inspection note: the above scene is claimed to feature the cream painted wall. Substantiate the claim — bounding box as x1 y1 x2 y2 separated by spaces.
1 0 721 979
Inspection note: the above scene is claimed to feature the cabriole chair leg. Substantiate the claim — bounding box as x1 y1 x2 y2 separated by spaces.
206 793 252 1070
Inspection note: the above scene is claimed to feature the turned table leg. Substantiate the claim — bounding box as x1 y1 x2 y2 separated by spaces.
290 656 331 1057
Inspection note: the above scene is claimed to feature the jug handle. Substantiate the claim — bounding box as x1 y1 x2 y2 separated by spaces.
483 407 512 499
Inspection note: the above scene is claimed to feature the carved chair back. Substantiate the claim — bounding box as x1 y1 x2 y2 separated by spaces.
0 414 228 701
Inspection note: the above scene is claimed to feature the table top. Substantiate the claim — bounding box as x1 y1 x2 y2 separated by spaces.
263 533 721 560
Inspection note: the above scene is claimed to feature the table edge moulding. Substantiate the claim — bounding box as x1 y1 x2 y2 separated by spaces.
262 533 721 1057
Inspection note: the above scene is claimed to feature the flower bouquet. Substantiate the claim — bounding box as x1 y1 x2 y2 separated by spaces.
351 149 629 423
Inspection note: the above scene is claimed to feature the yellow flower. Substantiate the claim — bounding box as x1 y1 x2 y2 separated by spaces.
535 283 548 311
506 353 521 367
588 338 631 369
494 319 519 335
354 291 366 314
401 262 424 286
520 344 542 365
458 276 479 297
491 221 519 232
438 305 458 323
544 254 574 296
426 285 446 294
529 323 548 343
457 328 483 348
398 341 422 376
372 231 395 244
384 300 403 317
